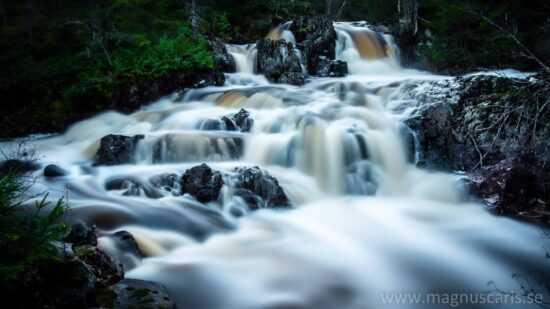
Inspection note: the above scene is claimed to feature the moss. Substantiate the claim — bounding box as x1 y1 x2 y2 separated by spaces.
96 288 118 308
131 288 155 304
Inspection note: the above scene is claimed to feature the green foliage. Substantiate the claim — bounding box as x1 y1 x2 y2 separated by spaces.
0 0 214 136
0 172 69 286
417 0 549 72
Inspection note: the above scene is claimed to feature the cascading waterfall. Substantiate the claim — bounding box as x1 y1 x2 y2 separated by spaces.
3 21 548 309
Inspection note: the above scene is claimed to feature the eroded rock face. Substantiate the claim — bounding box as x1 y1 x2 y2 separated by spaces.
181 163 224 203
95 134 144 166
234 166 290 210
256 38 306 85
405 74 550 221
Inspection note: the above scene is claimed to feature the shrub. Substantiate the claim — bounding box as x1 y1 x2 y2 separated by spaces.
0 171 69 286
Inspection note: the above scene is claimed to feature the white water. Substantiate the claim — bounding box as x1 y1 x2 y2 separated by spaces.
3 23 548 309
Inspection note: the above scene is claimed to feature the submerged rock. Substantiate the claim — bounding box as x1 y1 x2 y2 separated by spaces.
201 108 254 132
234 166 290 210
44 164 68 177
95 134 144 166
181 163 224 203
0 159 40 178
106 177 163 198
256 38 306 85
98 279 176 309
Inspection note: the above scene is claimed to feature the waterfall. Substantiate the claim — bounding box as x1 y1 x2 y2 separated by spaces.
334 22 401 74
3 20 548 309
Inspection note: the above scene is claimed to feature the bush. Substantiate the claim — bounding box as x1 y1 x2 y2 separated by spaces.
0 171 69 286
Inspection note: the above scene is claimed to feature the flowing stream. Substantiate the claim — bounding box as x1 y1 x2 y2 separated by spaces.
3 22 548 308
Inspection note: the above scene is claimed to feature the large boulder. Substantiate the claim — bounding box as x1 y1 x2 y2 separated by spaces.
95 134 144 166
234 166 290 210
256 38 306 85
96 279 176 309
289 17 337 76
181 163 224 203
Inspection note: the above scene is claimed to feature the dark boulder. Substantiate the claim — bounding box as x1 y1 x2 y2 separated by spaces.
256 38 306 85
75 245 124 288
97 279 176 309
0 159 40 178
64 222 98 247
44 164 68 177
181 163 224 203
209 37 236 73
316 57 348 77
106 177 163 198
95 134 144 166
289 17 337 76
234 166 290 209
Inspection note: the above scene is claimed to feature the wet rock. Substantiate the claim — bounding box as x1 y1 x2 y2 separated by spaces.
113 230 143 259
95 134 144 166
201 108 254 132
234 166 290 209
106 177 163 198
316 57 348 77
98 279 176 309
181 163 224 203
256 38 306 85
0 159 40 178
209 37 236 73
101 230 143 272
44 164 68 177
74 245 124 288
289 16 337 76
64 222 98 247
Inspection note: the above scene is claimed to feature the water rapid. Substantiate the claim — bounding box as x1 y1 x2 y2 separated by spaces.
3 22 548 309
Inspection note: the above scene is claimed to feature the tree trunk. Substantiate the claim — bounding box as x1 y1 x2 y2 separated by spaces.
25 0 34 45
397 0 418 65
397 0 418 37
0 0 5 28
189 0 197 33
